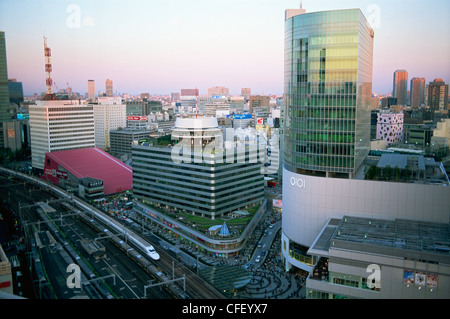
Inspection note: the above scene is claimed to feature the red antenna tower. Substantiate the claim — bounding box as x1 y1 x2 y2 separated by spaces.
43 36 58 100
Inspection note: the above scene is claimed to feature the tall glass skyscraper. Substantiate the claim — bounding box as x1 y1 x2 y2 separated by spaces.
283 9 374 177
0 31 11 148
281 7 375 272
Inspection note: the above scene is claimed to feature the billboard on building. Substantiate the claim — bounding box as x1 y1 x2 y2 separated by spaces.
273 199 282 208
127 116 147 121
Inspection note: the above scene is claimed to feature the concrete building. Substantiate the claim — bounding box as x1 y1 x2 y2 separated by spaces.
0 32 11 148
0 244 13 296
306 216 449 299
179 96 197 113
180 89 198 96
208 86 229 97
376 111 404 145
110 128 150 157
105 79 113 97
249 95 270 114
8 79 24 106
132 117 265 220
79 176 104 200
241 88 251 99
410 77 426 108
42 147 132 196
427 78 449 112
93 97 126 149
204 102 231 117
2 120 28 152
393 70 408 106
126 100 163 116
29 100 95 170
87 80 95 101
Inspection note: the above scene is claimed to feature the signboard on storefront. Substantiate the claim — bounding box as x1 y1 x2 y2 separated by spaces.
127 116 147 121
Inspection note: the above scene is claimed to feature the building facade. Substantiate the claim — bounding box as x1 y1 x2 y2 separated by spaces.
93 97 126 149
109 129 150 157
410 77 426 108
283 8 373 177
376 111 404 145
105 79 113 97
0 32 11 148
306 216 450 299
29 100 95 170
208 86 229 97
88 80 95 101
132 117 265 220
393 70 408 106
281 7 450 285
427 78 449 112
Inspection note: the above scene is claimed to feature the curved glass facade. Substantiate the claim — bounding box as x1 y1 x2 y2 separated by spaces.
283 9 374 174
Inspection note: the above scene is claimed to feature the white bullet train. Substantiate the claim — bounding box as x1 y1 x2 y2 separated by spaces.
73 199 160 261
0 167 160 261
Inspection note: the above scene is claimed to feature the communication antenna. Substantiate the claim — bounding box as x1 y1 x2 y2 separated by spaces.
43 36 58 100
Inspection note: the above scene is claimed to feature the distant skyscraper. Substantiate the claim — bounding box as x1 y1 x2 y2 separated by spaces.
171 92 181 102
0 32 10 121
180 88 199 96
241 88 251 99
393 70 408 105
0 31 11 148
105 79 113 97
93 97 126 149
208 86 229 97
410 77 426 108
427 78 449 112
88 80 95 101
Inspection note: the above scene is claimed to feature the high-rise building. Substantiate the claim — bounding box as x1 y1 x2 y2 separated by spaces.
88 80 95 101
410 77 426 108
180 88 199 96
0 31 11 148
283 9 373 177
29 100 95 170
427 78 449 112
93 97 126 149
105 79 113 97
132 117 264 220
249 95 270 114
8 80 24 106
393 70 408 105
208 86 229 97
241 88 251 99
282 7 450 300
171 92 181 102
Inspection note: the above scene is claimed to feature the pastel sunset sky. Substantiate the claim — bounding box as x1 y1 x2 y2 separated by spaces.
1 0 449 96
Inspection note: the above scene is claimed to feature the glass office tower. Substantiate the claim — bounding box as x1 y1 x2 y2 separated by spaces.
283 9 374 177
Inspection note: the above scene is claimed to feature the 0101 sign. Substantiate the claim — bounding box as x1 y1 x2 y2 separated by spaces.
290 177 306 188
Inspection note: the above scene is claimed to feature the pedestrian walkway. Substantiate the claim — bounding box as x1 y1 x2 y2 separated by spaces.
239 268 305 299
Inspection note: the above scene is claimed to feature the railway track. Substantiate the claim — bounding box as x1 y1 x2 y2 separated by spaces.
1 169 228 299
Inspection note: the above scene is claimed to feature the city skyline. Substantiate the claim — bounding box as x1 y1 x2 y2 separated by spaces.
0 0 449 96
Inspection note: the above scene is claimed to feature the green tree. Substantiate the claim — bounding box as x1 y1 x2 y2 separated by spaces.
383 165 393 181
